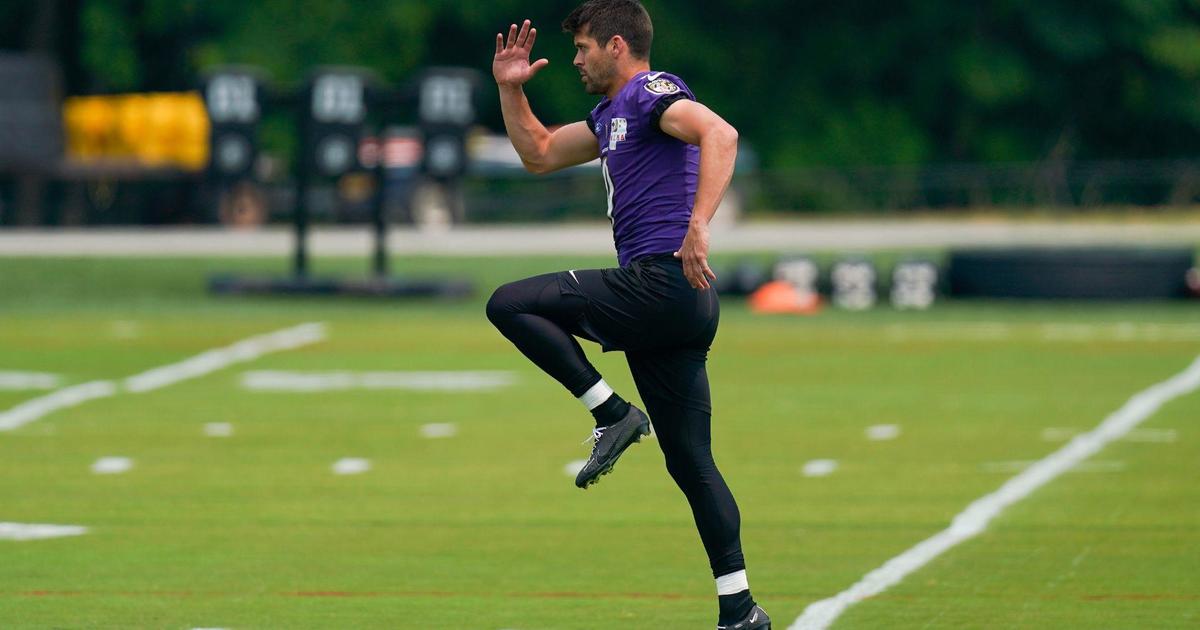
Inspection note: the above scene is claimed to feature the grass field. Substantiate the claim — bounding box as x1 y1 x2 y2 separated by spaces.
2 255 1199 629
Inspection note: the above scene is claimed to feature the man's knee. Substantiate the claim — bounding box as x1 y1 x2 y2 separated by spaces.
662 447 716 486
485 282 522 326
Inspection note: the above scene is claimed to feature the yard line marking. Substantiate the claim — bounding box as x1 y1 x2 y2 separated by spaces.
801 459 838 477
332 458 371 475
791 354 1200 630
91 456 134 475
564 459 587 477
1123 428 1178 443
979 460 1126 474
126 323 326 393
240 370 516 392
0 522 89 541
420 423 458 438
1041 426 1178 443
0 371 62 390
865 424 900 441
204 422 234 437
0 323 325 432
0 380 118 432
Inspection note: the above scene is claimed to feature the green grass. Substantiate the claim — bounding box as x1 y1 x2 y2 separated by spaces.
1 256 1198 628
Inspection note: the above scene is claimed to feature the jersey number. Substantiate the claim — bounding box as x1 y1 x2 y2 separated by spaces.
602 157 614 221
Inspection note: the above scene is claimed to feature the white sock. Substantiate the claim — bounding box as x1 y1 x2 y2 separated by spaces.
716 569 749 596
577 379 614 410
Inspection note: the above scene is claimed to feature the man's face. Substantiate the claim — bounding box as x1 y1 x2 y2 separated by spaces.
573 27 615 95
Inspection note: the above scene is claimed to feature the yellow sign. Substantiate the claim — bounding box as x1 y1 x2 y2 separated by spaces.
63 92 210 171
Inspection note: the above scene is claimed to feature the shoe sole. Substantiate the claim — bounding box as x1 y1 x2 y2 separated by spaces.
578 419 650 489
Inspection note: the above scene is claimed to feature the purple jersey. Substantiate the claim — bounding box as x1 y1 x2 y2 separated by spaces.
587 70 699 266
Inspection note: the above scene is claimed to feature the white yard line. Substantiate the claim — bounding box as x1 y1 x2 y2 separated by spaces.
790 354 1200 630
0 381 118 432
0 371 62 390
125 323 326 393
240 370 515 392
0 522 89 541
0 323 326 432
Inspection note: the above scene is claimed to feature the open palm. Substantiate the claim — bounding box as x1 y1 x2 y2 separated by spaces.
493 19 549 87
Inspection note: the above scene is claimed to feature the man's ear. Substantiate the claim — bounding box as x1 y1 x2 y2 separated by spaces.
607 35 625 58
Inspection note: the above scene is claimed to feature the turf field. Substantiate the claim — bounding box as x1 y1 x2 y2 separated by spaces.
1 255 1198 629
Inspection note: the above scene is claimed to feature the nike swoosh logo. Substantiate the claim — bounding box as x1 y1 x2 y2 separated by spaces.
646 71 663 80
749 611 758 623
568 269 579 283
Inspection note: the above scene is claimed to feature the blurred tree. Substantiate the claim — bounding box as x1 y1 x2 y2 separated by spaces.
7 0 1200 168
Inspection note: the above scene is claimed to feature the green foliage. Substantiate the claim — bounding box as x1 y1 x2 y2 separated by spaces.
40 1 1200 166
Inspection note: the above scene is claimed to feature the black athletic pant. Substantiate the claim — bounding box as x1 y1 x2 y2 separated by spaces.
485 254 745 578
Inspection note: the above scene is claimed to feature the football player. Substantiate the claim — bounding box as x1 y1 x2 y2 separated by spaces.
486 1 768 628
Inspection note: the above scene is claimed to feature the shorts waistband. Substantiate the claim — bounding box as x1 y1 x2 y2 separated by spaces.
630 252 680 265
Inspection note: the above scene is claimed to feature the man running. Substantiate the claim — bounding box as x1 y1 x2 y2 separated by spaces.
485 1 768 628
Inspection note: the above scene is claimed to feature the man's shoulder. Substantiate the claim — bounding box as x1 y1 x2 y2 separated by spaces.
638 70 690 98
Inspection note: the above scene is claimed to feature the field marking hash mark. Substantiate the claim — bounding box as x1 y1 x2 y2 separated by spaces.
0 323 326 433
0 522 89 541
240 370 516 392
790 353 1200 630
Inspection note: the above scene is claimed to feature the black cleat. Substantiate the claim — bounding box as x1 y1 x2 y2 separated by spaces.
574 405 651 489
717 605 771 630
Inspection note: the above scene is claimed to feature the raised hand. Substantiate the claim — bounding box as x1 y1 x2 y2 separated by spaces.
493 19 549 88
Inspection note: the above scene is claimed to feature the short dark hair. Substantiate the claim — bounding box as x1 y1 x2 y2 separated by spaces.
562 0 653 60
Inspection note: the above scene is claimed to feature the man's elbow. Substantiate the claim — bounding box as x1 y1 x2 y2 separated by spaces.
701 122 738 151
720 123 738 149
521 158 551 175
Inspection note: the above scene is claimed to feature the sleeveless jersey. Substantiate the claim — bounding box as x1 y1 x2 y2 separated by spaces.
586 70 699 266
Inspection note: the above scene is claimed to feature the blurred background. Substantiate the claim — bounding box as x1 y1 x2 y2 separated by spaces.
4 0 1200 229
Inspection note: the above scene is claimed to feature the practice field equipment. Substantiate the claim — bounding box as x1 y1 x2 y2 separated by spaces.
417 67 481 181
831 257 879 310
948 247 1195 300
0 53 63 172
890 260 940 310
207 64 475 299
202 67 264 182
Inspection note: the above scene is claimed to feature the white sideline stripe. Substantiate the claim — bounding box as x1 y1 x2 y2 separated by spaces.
791 354 1200 630
0 371 62 390
0 522 89 541
125 323 327 393
0 323 326 432
240 370 516 392
0 381 118 432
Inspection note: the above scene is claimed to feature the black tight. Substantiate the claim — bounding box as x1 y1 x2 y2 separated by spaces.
485 273 601 397
486 263 745 577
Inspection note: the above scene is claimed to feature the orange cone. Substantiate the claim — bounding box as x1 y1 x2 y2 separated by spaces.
748 281 823 315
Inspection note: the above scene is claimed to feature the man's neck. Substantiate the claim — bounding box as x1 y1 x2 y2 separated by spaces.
606 62 652 99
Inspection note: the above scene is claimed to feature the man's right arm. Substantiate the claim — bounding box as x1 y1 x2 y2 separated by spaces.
498 86 597 174
494 20 599 174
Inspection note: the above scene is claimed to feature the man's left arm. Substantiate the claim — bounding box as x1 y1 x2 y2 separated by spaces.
659 100 739 290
